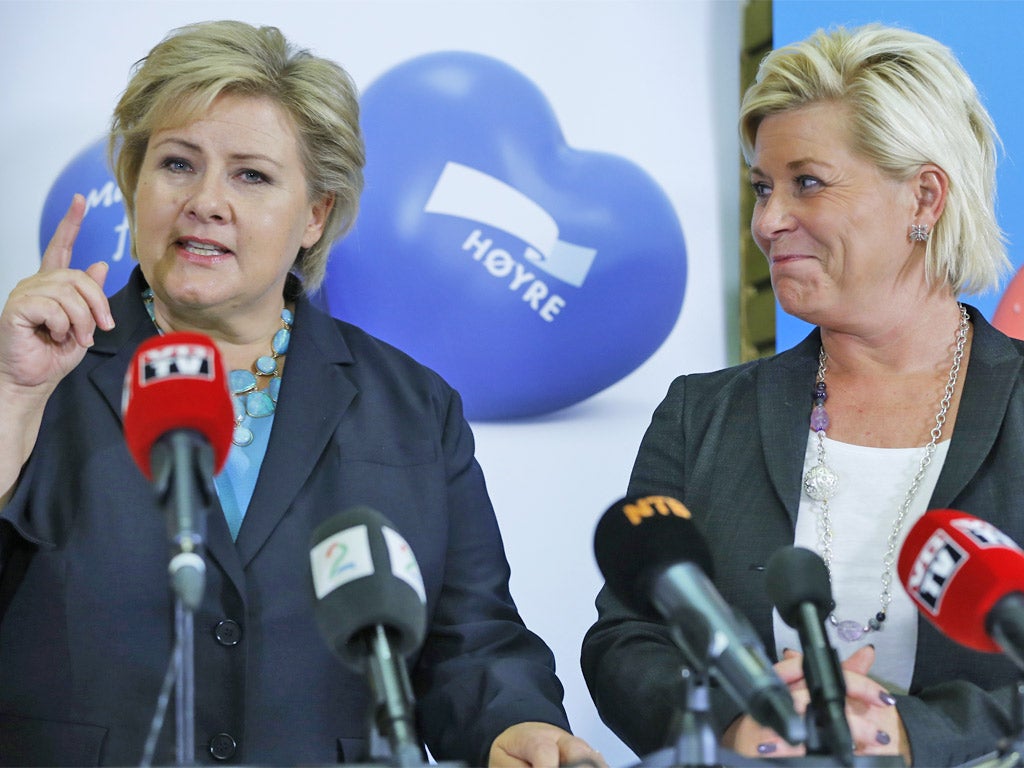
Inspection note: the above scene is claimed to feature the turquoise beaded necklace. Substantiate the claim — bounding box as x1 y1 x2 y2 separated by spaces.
142 288 293 447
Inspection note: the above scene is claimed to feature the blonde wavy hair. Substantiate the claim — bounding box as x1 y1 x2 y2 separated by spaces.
110 20 365 294
740 24 1009 295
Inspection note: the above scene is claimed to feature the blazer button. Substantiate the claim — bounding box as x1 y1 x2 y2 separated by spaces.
209 732 237 760
214 620 242 646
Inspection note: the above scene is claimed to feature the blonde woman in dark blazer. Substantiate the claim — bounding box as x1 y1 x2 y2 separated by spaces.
584 24 1020 766
0 20 600 768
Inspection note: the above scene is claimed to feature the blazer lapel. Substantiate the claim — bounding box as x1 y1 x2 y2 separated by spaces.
752 307 1020 524
758 329 822 526
88 270 161 423
931 306 1023 507
89 269 247 596
233 299 357 568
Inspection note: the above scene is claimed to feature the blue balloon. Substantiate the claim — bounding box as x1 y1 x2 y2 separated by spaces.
326 51 687 420
39 137 135 295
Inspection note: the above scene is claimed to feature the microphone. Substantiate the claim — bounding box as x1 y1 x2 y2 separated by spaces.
310 505 428 766
593 495 806 746
898 508 1024 671
122 332 234 609
766 546 854 765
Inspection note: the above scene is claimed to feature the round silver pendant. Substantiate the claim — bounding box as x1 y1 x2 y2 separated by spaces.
803 464 838 501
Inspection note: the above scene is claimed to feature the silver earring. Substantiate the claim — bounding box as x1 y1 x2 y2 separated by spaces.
909 223 931 242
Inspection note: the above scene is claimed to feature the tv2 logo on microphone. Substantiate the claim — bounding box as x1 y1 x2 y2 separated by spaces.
905 531 968 614
310 525 375 600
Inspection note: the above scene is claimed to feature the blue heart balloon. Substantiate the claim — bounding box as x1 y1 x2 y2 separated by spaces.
39 137 136 295
325 51 687 420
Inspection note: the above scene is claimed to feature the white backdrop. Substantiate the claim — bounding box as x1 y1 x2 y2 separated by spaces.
0 1 739 765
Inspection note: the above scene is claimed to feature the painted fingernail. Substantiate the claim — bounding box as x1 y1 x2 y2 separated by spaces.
757 743 777 755
876 730 891 745
879 691 897 706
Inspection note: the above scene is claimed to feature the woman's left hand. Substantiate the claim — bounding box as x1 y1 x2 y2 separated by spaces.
827 646 909 761
782 646 909 762
488 722 608 767
722 646 909 763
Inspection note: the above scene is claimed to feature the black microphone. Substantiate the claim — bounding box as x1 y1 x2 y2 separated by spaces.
594 495 806 746
766 546 855 766
310 506 428 767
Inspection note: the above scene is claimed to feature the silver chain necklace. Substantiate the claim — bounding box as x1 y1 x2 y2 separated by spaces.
801 303 969 642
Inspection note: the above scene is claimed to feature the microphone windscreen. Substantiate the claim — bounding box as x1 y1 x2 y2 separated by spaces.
122 331 234 479
897 508 1024 652
766 546 835 627
593 495 714 617
310 505 427 670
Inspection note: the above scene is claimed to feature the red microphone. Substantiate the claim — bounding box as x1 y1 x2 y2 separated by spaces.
898 509 1024 669
122 332 234 609
122 332 234 480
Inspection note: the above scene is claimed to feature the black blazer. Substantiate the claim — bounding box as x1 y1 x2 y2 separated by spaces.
582 305 1022 766
0 268 569 766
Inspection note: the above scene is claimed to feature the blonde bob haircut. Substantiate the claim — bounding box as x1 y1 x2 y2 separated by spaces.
110 20 365 295
740 24 1009 295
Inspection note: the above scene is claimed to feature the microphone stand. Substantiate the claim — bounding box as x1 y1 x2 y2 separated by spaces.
660 620 768 768
175 600 196 766
667 666 717 768
642 658 774 768
151 431 214 767
995 678 1024 767
364 625 425 767
645 618 905 768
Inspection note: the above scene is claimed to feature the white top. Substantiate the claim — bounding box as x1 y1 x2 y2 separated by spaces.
772 433 951 693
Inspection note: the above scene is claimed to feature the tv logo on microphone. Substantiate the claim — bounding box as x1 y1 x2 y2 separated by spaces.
139 344 216 384
310 524 375 600
953 517 1024 552
905 530 968 614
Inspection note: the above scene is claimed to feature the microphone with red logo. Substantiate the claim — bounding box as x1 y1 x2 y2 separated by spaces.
122 332 234 609
898 509 1024 672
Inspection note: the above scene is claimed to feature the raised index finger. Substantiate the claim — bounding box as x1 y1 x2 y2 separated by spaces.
40 193 87 272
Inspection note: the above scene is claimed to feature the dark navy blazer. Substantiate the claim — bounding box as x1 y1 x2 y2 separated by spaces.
583 306 1022 767
0 268 568 766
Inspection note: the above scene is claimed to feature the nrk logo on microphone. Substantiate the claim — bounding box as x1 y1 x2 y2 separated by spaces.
905 530 968 614
327 51 687 420
138 344 217 385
